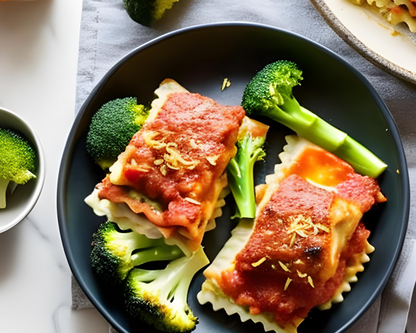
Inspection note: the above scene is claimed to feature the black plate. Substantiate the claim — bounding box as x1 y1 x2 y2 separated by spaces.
57 22 409 333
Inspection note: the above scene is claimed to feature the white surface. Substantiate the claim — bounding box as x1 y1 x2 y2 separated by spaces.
0 1 109 332
324 0 416 76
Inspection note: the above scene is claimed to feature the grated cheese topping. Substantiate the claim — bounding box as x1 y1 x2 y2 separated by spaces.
307 276 315 288
221 78 231 91
143 130 200 174
184 197 202 205
297 270 307 278
206 155 220 166
251 257 267 267
287 214 330 246
129 159 151 172
278 261 290 272
284 277 292 291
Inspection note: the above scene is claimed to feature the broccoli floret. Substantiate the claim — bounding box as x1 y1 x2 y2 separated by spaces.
124 247 209 333
91 221 183 285
227 117 268 219
242 60 387 178
0 128 36 209
86 97 149 170
123 0 180 26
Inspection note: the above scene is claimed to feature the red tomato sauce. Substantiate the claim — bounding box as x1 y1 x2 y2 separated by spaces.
218 174 372 327
336 173 386 213
287 146 386 213
99 92 245 248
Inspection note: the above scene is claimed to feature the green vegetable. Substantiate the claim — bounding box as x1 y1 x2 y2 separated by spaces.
85 97 149 170
123 0 180 26
0 128 36 209
241 60 387 178
124 246 209 333
227 118 267 219
90 221 183 285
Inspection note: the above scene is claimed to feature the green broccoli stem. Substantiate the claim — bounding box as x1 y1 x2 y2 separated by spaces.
131 245 183 267
120 231 167 251
169 255 203 309
130 269 160 283
0 178 10 209
228 158 255 219
106 231 166 261
227 139 265 219
266 98 387 178
125 248 208 332
332 136 387 178
155 247 209 303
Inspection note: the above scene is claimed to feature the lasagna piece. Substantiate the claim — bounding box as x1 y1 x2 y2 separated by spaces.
197 135 386 332
350 0 416 32
86 79 245 253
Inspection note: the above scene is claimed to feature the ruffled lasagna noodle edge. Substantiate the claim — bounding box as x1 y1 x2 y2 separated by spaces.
197 135 376 332
86 78 233 256
197 217 298 333
84 187 229 256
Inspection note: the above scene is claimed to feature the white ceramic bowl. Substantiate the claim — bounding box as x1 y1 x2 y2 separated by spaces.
0 106 45 233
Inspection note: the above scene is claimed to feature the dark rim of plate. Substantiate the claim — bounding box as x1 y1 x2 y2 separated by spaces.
57 21 410 333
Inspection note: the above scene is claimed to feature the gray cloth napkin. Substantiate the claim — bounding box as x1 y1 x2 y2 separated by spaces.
73 0 416 332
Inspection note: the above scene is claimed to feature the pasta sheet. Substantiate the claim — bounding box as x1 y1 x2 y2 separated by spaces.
197 135 382 332
351 0 416 32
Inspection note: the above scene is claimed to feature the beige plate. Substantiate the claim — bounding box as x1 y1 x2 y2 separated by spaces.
310 0 416 84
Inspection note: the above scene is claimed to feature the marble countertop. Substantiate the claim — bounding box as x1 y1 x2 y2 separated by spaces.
0 1 108 332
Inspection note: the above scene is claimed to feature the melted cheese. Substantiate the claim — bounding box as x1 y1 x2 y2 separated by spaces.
197 135 385 332
85 186 229 256
351 0 416 32
92 79 245 253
